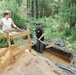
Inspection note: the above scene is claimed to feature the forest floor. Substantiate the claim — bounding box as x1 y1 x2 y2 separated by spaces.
0 49 71 75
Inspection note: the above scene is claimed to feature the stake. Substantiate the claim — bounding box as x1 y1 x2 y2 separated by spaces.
7 32 14 63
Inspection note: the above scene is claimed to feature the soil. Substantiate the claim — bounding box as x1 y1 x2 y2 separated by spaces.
43 47 73 65
0 50 69 75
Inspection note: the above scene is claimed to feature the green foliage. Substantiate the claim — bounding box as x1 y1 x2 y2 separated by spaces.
72 42 76 49
0 37 8 48
67 28 76 42
63 28 71 37
29 16 64 40
59 0 76 28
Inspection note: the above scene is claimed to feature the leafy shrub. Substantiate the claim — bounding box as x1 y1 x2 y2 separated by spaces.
0 37 8 48
67 27 76 42
63 28 71 37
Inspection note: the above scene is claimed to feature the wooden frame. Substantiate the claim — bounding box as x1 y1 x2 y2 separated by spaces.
0 28 31 63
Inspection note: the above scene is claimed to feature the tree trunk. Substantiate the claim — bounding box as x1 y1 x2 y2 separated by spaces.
27 0 28 9
16 0 22 7
69 0 76 28
31 0 34 17
36 0 38 19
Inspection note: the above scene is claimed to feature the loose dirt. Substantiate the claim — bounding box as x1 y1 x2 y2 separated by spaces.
0 49 69 75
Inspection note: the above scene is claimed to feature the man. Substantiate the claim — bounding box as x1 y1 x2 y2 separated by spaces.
0 10 19 44
35 23 45 53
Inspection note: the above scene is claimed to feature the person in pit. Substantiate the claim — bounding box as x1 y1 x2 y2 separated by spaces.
34 23 45 53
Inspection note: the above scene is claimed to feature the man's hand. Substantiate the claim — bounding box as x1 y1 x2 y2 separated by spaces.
38 38 41 41
15 27 19 29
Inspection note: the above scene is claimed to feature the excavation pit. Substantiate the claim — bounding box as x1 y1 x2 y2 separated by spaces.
32 45 73 64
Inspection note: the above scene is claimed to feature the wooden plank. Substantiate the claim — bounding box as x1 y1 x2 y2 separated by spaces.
7 28 24 32
3 28 18 32
10 40 29 48
7 32 11 52
0 33 7 38
11 30 30 39
27 31 31 52
7 32 14 63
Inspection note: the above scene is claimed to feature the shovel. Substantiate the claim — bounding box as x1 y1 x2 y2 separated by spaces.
34 35 52 48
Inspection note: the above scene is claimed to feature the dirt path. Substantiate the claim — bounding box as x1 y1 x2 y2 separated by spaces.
0 50 69 75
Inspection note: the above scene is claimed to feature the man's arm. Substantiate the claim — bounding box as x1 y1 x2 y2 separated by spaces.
11 19 19 29
39 33 45 40
11 21 18 29
39 28 44 40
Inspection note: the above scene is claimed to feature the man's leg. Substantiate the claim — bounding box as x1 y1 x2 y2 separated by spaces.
36 40 40 52
40 41 44 53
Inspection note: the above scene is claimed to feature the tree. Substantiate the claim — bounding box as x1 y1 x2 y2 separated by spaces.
31 0 34 17
35 0 38 19
27 0 60 18
27 0 29 9
59 0 76 28
16 0 23 7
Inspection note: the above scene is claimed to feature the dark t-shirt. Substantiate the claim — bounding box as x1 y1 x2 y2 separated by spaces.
35 28 44 41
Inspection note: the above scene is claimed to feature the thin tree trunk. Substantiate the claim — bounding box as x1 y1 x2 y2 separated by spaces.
36 0 38 19
16 0 22 7
27 0 28 9
69 0 75 28
31 0 34 17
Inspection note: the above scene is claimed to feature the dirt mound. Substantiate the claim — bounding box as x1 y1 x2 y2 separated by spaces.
1 50 68 75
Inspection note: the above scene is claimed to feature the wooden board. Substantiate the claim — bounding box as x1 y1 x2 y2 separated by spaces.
11 30 30 39
0 32 7 38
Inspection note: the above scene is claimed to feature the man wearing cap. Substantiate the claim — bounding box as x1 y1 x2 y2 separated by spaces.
0 10 19 44
35 23 45 53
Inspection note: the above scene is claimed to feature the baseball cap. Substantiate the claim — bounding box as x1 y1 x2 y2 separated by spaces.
36 22 40 25
4 10 11 14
